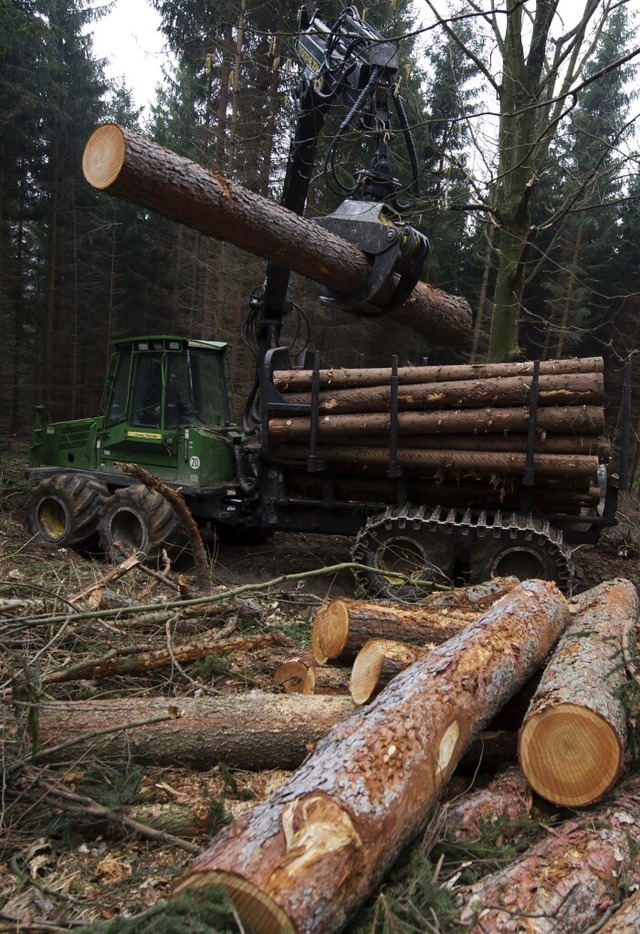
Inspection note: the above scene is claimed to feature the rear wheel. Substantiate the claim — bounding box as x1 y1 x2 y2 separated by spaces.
28 474 108 547
352 508 455 600
469 517 573 594
98 485 187 564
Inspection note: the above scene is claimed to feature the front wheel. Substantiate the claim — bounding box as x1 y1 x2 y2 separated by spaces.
28 474 108 547
98 485 187 564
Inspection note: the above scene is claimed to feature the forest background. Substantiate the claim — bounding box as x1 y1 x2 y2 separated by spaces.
4 0 640 482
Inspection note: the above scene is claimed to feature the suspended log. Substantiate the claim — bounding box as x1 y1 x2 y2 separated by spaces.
278 444 600 478
282 371 604 414
518 577 639 807
32 694 356 771
272 356 605 390
172 580 569 933
311 579 520 664
457 773 640 933
349 638 432 705
268 404 606 439
82 124 472 345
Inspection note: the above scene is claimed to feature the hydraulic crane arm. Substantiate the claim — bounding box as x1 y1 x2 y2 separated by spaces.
257 5 427 358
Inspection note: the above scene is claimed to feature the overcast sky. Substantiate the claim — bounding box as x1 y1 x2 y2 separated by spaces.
89 0 166 112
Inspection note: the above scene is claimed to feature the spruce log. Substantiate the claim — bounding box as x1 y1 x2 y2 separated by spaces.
286 431 609 456
597 889 640 932
312 579 520 664
82 124 472 344
268 404 605 439
274 658 351 696
278 443 599 478
441 766 533 842
518 577 639 807
272 357 605 390
283 371 603 414
457 773 640 933
172 580 569 933
33 694 356 771
349 638 433 705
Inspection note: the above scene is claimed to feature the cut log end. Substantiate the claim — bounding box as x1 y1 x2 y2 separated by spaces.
274 660 316 695
173 870 295 933
311 600 349 664
518 702 623 807
82 123 126 190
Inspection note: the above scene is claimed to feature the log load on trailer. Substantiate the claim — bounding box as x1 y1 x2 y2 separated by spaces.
25 6 629 598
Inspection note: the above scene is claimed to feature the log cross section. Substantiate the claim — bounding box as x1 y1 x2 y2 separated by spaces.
173 580 569 933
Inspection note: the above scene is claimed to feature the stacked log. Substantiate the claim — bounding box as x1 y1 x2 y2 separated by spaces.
268 357 609 514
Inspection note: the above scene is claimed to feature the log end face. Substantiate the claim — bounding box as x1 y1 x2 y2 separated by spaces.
312 600 349 663
518 703 623 807
173 870 295 933
82 124 127 190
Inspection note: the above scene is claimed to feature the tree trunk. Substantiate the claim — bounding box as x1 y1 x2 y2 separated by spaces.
311 580 519 664
32 694 356 771
441 766 533 843
172 580 569 934
349 638 432 705
278 444 599 478
272 356 604 390
268 404 606 439
280 371 603 414
518 577 639 807
274 658 351 696
457 773 640 933
597 888 640 933
82 125 472 345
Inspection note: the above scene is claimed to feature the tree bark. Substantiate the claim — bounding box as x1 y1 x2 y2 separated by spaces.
311 581 520 664
272 356 605 390
32 694 356 771
274 658 350 696
457 773 640 933
518 577 639 807
172 580 569 934
280 371 603 414
349 638 432 705
82 124 472 345
268 404 606 439
278 444 599 478
597 888 640 933
441 766 533 843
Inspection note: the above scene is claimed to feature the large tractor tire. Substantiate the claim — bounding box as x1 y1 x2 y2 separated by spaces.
98 484 188 564
28 474 109 548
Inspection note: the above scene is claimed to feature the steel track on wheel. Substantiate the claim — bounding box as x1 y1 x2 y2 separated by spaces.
352 504 575 596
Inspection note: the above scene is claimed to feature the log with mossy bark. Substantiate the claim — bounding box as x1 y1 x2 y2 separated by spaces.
172 580 569 934
518 577 639 807
82 124 472 345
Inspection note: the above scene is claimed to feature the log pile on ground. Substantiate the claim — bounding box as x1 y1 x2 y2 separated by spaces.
268 357 610 513
6 553 640 932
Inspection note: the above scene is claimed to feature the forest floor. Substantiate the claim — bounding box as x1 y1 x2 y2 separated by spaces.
2 434 640 933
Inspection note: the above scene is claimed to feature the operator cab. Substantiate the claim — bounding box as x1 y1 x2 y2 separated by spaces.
104 336 230 431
